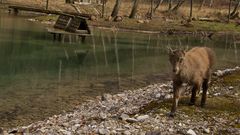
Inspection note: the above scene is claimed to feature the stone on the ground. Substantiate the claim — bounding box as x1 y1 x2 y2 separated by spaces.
124 130 131 135
187 129 197 135
126 118 138 123
136 115 150 122
137 20 144 24
203 128 210 134
228 86 234 90
5 69 240 135
120 113 130 121
98 128 110 135
155 93 161 98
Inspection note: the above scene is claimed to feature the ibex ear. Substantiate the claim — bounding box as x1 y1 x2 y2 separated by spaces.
185 46 189 51
180 50 186 56
167 47 174 54
179 56 184 61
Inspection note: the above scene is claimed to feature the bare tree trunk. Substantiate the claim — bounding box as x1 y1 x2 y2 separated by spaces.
209 0 213 7
129 0 140 18
228 0 232 22
150 0 154 19
102 2 105 18
171 0 185 12
230 0 240 17
111 0 122 18
101 32 108 67
113 32 120 89
46 0 49 10
66 0 74 3
189 0 192 21
101 0 107 18
153 0 164 13
198 0 205 10
131 36 135 81
168 0 173 10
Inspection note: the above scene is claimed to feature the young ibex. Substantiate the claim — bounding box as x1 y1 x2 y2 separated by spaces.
168 47 215 117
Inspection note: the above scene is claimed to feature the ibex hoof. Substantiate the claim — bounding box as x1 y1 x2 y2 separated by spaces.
188 102 195 106
200 104 206 108
167 112 175 117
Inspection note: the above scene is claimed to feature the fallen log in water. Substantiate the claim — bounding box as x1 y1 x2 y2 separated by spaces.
198 17 221 22
8 5 92 19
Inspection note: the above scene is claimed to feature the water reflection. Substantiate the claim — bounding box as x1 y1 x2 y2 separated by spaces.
131 36 135 81
92 32 99 80
100 32 108 67
113 30 120 88
0 12 239 128
234 42 238 63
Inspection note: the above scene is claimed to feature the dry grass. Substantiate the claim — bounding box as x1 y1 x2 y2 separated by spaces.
104 1 230 20
5 0 78 13
5 0 103 14
4 0 232 20
4 0 240 33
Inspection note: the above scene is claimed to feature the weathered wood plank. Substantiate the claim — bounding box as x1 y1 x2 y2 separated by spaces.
54 15 72 30
8 5 91 19
64 16 91 34
47 28 91 36
65 17 82 32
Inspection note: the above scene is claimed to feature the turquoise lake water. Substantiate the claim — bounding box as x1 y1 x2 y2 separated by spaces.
0 11 239 128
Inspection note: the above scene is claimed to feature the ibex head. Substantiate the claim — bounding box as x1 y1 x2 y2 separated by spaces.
168 47 186 74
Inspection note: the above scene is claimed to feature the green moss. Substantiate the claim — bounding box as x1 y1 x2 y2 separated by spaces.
35 15 58 22
139 100 168 114
138 93 240 123
90 17 240 33
223 71 240 85
192 21 240 32
204 97 240 112
235 124 240 128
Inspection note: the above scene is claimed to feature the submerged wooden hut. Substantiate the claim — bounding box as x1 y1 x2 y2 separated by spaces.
48 14 91 43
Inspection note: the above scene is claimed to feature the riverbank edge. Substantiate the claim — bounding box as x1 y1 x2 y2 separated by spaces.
2 2 240 36
1 66 239 134
90 24 240 36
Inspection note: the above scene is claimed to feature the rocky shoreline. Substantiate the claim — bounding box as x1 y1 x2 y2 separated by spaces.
0 66 239 135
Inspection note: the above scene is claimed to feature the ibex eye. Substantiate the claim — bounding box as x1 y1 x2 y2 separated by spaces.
179 58 183 62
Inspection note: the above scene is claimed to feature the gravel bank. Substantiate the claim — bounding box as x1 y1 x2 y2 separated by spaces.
1 66 240 135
